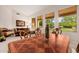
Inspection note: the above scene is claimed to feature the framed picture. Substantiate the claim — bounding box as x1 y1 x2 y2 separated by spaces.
16 20 25 27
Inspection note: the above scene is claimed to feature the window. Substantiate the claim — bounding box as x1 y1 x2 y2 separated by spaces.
46 18 54 28
45 12 54 32
37 15 43 27
38 20 42 27
58 6 77 32
32 18 36 28
59 14 77 32
46 18 54 32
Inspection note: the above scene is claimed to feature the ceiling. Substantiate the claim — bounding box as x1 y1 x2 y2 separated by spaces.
7 5 50 16
1 5 72 17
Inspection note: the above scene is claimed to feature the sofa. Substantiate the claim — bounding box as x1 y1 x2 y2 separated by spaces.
1 28 14 37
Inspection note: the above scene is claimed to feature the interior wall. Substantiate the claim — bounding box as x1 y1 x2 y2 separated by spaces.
0 6 31 29
0 6 13 29
12 10 32 29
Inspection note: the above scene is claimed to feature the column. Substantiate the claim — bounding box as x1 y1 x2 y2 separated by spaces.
35 16 38 29
54 10 59 28
77 6 79 32
42 15 46 34
54 10 59 51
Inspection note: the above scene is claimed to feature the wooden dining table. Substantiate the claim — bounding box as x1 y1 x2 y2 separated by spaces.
49 34 70 53
8 34 70 53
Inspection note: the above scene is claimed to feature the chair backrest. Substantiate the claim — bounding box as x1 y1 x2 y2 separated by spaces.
76 43 79 53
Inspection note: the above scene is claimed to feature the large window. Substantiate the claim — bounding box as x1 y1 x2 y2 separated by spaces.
58 6 77 32
46 18 54 32
59 14 77 32
37 16 43 27
32 18 36 28
46 18 54 28
38 19 43 27
45 12 54 32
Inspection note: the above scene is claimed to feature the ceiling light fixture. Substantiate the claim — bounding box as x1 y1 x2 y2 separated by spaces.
16 13 20 15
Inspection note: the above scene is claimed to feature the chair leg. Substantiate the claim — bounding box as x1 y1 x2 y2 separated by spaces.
24 35 28 38
19 32 22 39
29 33 31 37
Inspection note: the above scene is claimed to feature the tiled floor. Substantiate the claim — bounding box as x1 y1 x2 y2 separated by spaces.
63 32 79 50
0 34 77 53
0 36 21 53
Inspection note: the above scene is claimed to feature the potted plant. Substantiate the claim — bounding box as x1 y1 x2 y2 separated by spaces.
0 30 6 42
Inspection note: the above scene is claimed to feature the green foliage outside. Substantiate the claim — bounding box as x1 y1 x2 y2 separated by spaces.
59 22 77 28
39 20 42 27
46 19 54 28
59 15 77 32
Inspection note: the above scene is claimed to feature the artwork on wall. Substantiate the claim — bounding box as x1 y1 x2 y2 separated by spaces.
16 20 25 27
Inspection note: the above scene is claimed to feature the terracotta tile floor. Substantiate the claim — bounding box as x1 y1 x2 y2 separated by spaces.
0 33 77 53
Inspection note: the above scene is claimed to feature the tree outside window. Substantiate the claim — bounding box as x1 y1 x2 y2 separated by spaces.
59 15 77 32
46 18 54 32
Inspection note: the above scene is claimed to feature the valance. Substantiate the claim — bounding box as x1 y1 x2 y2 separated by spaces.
45 12 54 19
59 6 77 16
37 15 43 20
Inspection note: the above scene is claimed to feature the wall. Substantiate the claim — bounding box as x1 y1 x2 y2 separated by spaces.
0 6 13 29
12 10 32 29
0 6 32 29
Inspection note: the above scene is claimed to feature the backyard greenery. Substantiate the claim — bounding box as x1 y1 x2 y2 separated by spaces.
59 15 77 32
39 20 42 27
38 15 77 32
46 19 54 28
